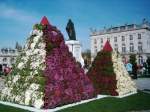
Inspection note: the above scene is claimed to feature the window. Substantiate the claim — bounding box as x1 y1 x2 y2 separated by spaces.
3 64 7 67
3 58 7 62
94 39 97 44
138 42 143 52
114 37 117 42
95 49 97 53
12 50 15 53
130 43 134 52
114 44 118 52
129 35 133 40
114 44 118 47
9 49 15 53
122 43 125 46
138 46 143 52
115 48 118 52
107 38 110 42
112 27 118 31
138 42 142 44
122 36 125 41
5 49 8 54
94 46 97 53
122 47 126 53
128 24 134 29
11 58 15 63
138 34 141 39
122 44 126 53
120 26 125 30
101 38 103 43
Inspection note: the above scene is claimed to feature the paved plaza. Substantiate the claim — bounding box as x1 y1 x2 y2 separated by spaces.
134 78 150 90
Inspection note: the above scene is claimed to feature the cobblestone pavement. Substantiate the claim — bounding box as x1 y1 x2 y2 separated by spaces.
134 78 150 91
129 110 150 112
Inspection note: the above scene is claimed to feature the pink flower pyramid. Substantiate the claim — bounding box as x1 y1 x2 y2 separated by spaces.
41 17 94 108
0 16 94 109
87 41 137 96
87 41 118 96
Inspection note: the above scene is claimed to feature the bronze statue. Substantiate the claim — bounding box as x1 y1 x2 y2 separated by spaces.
66 19 76 40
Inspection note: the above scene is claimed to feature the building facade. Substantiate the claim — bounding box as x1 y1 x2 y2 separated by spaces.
90 20 150 64
0 48 18 71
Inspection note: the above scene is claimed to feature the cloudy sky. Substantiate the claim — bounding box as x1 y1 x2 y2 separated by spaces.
0 0 150 51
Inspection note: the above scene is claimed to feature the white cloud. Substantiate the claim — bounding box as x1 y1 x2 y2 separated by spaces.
0 3 38 23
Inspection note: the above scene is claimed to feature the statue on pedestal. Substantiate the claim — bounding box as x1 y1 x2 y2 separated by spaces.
66 19 76 40
65 19 84 67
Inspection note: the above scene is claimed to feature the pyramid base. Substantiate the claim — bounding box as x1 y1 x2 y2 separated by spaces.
115 91 137 98
97 91 137 98
0 95 105 112
0 91 137 112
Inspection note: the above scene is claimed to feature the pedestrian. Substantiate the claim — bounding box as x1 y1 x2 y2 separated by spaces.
143 62 147 75
125 61 133 76
132 62 138 79
4 67 12 76
146 57 150 75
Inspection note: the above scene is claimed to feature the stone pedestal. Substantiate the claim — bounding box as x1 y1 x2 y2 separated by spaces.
65 40 84 67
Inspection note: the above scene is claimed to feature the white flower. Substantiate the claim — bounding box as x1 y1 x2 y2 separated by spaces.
33 36 40 43
34 98 44 109
31 62 40 69
18 62 24 69
13 75 20 83
31 29 39 36
15 95 22 102
38 43 45 49
1 87 11 96
112 51 137 96
33 49 40 54
39 49 46 56
25 83 40 105
32 69 38 75
31 29 43 36
30 83 39 90
26 50 32 56
22 56 28 63
30 43 36 49
37 30 43 37
25 89 32 105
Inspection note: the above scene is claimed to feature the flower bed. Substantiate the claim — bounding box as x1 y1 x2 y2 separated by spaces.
87 41 137 96
0 16 94 109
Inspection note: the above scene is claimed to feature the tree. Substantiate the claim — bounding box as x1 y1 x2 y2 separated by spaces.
129 54 136 65
146 57 150 74
82 49 91 68
129 54 138 79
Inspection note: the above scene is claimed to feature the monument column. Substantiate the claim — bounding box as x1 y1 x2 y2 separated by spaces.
65 19 84 67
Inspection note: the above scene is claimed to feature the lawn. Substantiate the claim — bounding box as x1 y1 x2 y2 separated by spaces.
0 91 150 112
0 103 29 112
59 91 150 112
